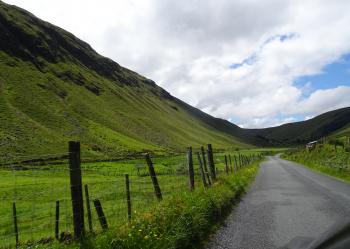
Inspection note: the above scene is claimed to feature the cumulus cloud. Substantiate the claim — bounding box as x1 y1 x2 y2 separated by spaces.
3 0 350 127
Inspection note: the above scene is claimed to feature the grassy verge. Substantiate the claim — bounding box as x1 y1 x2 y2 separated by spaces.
31 161 259 249
282 144 350 183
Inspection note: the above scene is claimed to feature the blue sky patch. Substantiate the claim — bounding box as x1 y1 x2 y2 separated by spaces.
294 53 350 97
229 54 256 69
229 33 296 70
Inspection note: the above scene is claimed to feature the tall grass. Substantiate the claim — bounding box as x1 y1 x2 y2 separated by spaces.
283 144 350 183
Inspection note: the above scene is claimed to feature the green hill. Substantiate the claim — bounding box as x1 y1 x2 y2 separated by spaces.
0 1 349 159
241 107 350 146
330 123 350 142
0 1 249 159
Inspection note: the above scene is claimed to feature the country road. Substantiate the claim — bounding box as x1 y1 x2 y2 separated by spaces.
206 155 350 249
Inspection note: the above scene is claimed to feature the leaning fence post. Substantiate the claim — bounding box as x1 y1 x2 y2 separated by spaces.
93 199 108 230
207 144 216 180
239 154 242 168
68 141 85 238
12 202 19 247
205 172 212 186
225 155 229 174
201 146 211 184
84 185 93 232
55 200 60 240
197 152 208 188
234 155 238 172
187 147 195 191
124 174 132 221
145 153 163 200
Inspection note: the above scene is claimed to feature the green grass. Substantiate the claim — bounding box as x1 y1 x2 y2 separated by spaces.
31 157 260 249
0 150 263 248
282 144 350 183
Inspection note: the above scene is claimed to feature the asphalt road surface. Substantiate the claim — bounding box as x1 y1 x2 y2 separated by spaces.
206 155 350 249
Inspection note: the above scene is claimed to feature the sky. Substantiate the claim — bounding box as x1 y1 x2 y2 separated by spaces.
3 0 350 128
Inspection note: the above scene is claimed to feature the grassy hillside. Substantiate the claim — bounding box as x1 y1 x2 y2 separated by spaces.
283 143 350 182
0 1 249 160
1 1 350 160
330 123 350 142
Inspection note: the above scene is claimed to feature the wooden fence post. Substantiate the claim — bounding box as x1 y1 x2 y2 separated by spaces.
207 144 216 180
234 155 238 172
197 152 208 188
68 141 85 238
84 184 93 232
55 200 60 240
205 172 212 186
12 202 19 247
224 155 229 174
187 147 195 191
93 199 108 230
124 174 132 221
201 146 211 184
238 154 241 168
239 154 243 168
229 155 233 173
145 153 163 201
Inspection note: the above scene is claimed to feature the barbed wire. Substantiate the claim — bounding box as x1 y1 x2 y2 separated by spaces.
0 149 261 248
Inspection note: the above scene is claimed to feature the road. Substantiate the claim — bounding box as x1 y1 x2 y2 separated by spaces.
206 155 350 249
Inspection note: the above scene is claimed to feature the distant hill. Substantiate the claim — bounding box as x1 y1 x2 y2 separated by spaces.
330 122 350 142
0 1 349 159
242 107 350 146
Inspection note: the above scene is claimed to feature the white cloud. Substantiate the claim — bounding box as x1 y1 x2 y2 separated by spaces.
3 0 350 128
291 86 350 116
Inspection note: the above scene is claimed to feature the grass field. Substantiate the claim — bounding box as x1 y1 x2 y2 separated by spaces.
0 149 264 248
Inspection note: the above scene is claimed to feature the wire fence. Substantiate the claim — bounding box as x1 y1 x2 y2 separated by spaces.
0 143 261 248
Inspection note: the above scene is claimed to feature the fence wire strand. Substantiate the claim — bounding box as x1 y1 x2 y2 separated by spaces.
0 149 263 248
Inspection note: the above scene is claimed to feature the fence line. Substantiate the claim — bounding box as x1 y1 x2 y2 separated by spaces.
0 141 263 248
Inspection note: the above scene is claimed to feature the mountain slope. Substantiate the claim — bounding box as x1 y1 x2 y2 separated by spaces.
0 1 249 159
242 107 350 146
330 122 350 141
0 1 349 159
